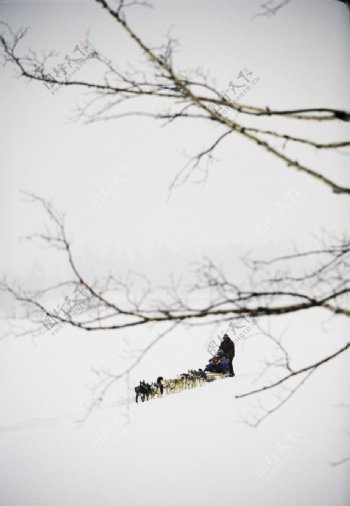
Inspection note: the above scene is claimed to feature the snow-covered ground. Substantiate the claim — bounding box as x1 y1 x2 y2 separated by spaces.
0 337 349 506
1 1 349 504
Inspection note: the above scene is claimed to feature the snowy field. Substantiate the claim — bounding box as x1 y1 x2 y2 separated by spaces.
0 326 349 506
1 1 349 505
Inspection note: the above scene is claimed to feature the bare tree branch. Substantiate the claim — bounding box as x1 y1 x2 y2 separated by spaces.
1 1 349 423
236 342 350 399
1 3 350 195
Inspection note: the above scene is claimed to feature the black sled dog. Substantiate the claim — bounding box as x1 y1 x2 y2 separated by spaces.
135 381 151 403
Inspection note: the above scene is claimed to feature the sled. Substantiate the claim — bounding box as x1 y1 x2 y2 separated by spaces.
204 371 230 382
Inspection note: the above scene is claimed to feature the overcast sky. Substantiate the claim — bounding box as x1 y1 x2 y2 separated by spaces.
0 1 349 505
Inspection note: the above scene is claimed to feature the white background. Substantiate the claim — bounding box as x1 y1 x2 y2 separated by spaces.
0 1 349 505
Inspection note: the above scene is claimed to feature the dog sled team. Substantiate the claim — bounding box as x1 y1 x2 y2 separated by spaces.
135 371 207 403
135 334 235 403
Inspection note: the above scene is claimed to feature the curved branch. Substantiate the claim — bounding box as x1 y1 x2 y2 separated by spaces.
236 341 350 399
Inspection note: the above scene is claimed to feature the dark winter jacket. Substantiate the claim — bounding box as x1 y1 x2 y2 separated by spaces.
205 357 229 374
219 337 235 360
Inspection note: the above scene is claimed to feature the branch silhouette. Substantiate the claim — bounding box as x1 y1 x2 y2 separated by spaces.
0 1 349 420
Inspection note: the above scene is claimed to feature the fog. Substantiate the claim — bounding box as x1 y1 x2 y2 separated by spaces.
0 1 349 505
